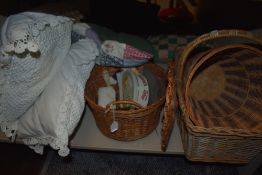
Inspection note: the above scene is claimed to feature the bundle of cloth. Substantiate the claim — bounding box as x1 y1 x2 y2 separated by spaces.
0 12 152 156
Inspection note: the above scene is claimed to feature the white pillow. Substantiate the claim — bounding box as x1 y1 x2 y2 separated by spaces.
16 38 99 156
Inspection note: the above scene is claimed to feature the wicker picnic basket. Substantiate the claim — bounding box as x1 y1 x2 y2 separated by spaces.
173 29 262 163
84 63 167 141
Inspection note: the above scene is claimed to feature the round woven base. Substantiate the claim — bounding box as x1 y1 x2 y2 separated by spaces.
187 47 262 131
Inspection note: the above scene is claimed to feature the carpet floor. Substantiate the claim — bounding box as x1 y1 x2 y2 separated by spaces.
45 149 240 175
2 142 260 175
0 142 49 175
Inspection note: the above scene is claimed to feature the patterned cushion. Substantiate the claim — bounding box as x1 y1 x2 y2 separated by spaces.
96 40 152 67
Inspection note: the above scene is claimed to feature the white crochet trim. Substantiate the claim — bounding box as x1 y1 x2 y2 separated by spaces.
0 50 9 128
22 136 70 157
55 86 71 151
0 120 18 137
20 87 76 157
0 59 6 119
3 29 38 54
0 12 73 122
0 120 18 144
65 81 85 134
0 49 11 67
18 87 73 157
3 12 72 56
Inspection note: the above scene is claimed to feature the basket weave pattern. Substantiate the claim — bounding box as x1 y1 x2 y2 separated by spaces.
85 63 167 141
176 29 262 163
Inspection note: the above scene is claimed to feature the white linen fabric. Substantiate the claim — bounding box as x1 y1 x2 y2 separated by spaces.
0 12 73 136
17 38 98 156
0 15 6 43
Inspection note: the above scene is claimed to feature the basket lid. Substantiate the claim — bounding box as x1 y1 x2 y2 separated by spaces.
161 61 177 151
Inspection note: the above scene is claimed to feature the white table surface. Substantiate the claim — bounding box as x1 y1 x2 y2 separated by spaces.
0 105 184 155
69 106 184 154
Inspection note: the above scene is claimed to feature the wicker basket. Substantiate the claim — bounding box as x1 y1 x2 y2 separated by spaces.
84 63 167 141
174 30 262 163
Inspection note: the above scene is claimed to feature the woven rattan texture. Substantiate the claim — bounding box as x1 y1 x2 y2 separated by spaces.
85 63 167 141
175 30 262 163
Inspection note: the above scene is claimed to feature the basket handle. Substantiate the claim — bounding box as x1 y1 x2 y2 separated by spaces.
105 100 144 113
184 44 262 125
177 29 262 82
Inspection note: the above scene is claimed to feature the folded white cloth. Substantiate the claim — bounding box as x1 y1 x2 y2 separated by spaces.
0 12 73 136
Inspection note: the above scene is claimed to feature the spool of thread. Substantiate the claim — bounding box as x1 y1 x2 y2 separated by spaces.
98 86 116 108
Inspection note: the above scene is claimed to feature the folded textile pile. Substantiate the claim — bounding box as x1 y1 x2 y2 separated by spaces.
0 12 99 156
0 12 73 134
0 12 152 156
73 23 154 67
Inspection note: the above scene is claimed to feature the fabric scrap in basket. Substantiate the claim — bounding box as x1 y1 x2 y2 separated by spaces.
96 40 152 67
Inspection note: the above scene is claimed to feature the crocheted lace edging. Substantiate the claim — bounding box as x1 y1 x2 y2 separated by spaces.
20 87 73 157
22 136 70 157
0 13 73 157
2 13 72 56
21 86 79 157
